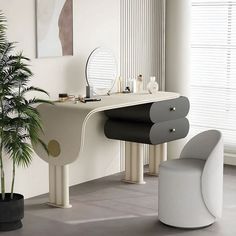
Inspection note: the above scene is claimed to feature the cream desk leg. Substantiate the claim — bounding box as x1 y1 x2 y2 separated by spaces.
48 164 72 208
148 143 167 176
123 142 146 184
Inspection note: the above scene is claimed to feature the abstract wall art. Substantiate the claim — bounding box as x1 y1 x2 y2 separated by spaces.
36 0 73 58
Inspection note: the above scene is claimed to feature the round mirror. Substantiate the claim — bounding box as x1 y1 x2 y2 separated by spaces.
85 47 117 95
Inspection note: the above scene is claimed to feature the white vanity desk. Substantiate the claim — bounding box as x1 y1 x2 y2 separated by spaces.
34 91 180 208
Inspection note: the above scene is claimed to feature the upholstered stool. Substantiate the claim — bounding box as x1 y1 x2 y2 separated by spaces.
158 130 223 228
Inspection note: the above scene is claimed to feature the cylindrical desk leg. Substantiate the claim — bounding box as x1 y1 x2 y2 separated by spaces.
49 165 56 204
148 143 167 176
61 165 70 208
124 142 131 181
48 164 72 208
131 143 138 182
55 166 62 205
123 142 146 184
136 143 145 184
159 143 167 163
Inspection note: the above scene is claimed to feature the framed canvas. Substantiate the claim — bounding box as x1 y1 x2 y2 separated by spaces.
36 0 73 58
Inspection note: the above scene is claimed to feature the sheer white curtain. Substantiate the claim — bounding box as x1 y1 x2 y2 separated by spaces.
191 0 236 159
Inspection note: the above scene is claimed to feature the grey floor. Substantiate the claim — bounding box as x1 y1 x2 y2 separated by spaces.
1 165 236 236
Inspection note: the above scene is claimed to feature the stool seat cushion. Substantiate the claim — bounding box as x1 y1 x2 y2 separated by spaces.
158 158 215 228
160 158 205 173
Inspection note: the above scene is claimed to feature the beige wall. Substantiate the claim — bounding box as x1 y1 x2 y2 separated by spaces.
0 0 120 198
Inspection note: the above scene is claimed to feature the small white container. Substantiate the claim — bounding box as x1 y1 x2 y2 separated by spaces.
117 76 122 93
147 76 159 94
133 78 137 93
136 74 144 92
127 78 134 93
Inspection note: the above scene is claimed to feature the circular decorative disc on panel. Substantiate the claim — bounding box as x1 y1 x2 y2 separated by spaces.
48 140 61 157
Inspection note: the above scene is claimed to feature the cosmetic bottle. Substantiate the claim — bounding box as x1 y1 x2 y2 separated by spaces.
136 74 143 92
147 76 159 94
117 76 122 93
128 78 134 93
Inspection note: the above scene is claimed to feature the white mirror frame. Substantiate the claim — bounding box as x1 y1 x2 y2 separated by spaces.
85 47 118 95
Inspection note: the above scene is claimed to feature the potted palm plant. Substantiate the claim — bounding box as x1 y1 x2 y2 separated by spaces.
0 12 52 231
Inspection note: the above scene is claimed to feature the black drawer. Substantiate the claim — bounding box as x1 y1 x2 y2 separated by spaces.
150 118 189 144
104 96 189 123
104 118 189 145
150 96 190 123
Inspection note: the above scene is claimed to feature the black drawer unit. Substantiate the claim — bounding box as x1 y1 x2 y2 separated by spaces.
104 96 190 145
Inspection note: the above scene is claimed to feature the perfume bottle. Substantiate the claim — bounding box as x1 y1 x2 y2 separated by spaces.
116 76 122 93
136 74 143 92
147 76 159 94
127 77 134 93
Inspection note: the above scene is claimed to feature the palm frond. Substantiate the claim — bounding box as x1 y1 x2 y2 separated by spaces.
36 138 49 156
21 106 41 119
0 11 7 45
27 98 54 106
13 142 33 167
21 86 49 97
0 42 15 71
2 132 33 168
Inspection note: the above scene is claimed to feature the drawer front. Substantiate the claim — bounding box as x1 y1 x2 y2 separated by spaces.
150 96 190 123
104 96 189 123
104 119 153 144
104 103 152 123
104 118 189 145
150 118 189 145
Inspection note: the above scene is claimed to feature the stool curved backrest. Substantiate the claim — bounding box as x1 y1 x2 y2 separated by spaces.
180 130 224 219
180 130 222 160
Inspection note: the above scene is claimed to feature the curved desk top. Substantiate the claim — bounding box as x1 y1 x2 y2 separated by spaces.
34 92 179 166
